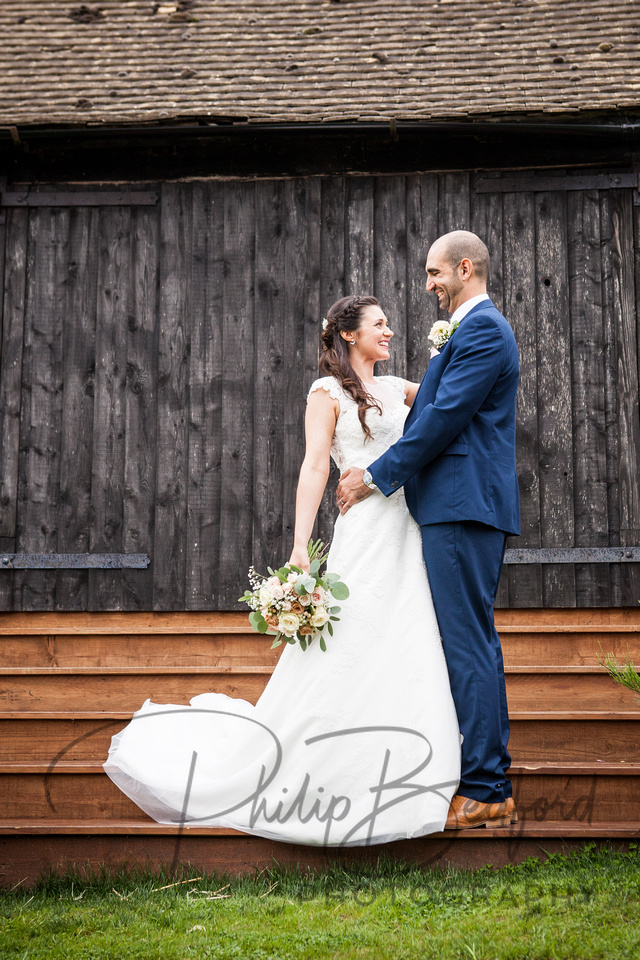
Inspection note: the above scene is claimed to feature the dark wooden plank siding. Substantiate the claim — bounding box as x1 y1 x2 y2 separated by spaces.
611 190 640 605
600 189 623 607
152 184 191 611
0 209 27 610
0 173 639 611
56 208 98 610
345 177 373 295
568 190 610 607
374 176 407 379
502 192 542 607
123 204 160 611
282 179 321 559
217 182 255 607
14 208 67 611
88 206 131 611
253 180 286 574
316 177 345 548
185 182 223 610
406 175 438 385
535 191 576 607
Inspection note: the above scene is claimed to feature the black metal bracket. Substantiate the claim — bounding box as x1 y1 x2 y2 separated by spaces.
504 547 640 564
0 553 150 569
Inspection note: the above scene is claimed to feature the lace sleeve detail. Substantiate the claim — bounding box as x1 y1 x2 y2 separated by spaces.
307 377 343 404
381 376 408 399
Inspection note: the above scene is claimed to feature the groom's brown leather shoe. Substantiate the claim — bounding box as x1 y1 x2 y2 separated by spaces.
444 794 512 830
505 797 518 823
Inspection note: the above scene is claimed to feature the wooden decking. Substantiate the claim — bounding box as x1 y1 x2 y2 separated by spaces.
1 609 639 885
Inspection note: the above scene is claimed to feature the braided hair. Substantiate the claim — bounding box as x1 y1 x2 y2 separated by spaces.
319 295 383 440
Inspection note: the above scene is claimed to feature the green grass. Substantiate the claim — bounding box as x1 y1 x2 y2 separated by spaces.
2 844 639 959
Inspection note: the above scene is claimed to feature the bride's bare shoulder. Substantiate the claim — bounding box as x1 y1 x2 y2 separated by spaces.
401 379 420 407
307 378 341 421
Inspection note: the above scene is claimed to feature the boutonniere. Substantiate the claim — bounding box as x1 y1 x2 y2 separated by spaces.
428 319 460 351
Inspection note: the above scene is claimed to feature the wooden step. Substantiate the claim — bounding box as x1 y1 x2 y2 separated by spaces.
499 630 640 666
1 818 639 838
0 612 250 635
2 664 633 675
0 633 282 668
4 761 638 776
1 762 638 823
2 608 639 636
1 668 637 713
509 716 640 762
494 609 640 626
1 629 637 669
2 819 639 887
504 671 640 712
2 713 638 763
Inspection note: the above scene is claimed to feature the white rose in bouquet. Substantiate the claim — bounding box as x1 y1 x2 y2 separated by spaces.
278 612 301 637
310 606 329 628
259 585 273 607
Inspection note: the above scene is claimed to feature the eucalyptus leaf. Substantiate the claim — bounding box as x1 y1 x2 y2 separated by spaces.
270 637 282 649
320 636 327 652
330 581 350 601
327 621 333 636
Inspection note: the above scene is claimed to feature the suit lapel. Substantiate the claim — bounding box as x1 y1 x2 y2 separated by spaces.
405 347 449 429
405 299 494 430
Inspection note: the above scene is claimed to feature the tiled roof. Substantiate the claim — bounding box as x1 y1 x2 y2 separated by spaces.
2 0 639 126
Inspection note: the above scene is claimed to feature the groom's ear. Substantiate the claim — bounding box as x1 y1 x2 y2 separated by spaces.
459 257 474 280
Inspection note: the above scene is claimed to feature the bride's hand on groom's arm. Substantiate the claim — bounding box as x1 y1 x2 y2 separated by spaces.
336 467 372 515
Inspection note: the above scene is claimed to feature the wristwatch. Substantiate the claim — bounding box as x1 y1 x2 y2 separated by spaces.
363 468 377 490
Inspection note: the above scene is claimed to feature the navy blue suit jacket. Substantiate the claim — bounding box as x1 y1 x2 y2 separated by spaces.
369 299 520 536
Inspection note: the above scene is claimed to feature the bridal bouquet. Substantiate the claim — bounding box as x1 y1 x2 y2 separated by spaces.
239 540 349 652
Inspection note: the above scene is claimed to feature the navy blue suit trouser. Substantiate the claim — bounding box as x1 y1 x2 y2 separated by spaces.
420 520 512 803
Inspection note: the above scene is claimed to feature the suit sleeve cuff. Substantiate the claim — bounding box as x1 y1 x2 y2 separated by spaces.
367 462 401 498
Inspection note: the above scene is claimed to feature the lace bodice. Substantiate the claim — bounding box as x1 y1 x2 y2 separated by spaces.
308 375 408 472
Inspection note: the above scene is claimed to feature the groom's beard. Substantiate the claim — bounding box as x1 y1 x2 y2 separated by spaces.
433 278 463 312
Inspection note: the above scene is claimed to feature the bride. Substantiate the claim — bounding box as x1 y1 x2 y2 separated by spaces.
104 295 461 847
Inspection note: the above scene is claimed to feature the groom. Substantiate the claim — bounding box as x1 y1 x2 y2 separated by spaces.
336 230 520 829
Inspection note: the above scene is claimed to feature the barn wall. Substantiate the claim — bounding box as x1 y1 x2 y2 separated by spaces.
0 172 639 610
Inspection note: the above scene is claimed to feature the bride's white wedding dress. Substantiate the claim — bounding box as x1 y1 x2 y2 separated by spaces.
104 375 460 846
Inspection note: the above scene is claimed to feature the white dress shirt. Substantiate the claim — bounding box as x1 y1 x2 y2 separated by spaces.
449 293 491 327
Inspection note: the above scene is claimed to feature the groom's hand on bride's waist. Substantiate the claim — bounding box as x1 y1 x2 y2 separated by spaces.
336 468 373 515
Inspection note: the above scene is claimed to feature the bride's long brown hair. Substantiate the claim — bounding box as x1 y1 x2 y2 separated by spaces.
319 295 383 441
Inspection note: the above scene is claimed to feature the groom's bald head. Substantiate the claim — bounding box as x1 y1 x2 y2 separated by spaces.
432 231 490 281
